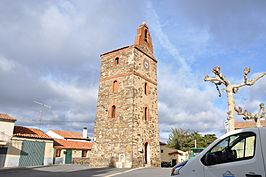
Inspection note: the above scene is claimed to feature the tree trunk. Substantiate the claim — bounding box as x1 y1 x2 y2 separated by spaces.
226 85 235 132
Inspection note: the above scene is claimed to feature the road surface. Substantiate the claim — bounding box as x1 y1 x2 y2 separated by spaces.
0 165 171 177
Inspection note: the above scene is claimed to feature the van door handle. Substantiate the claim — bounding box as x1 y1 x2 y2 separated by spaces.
245 173 262 177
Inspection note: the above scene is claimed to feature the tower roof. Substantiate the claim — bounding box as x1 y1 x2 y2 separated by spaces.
100 23 155 60
134 23 153 54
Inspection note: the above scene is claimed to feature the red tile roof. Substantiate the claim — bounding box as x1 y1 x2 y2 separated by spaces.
235 120 266 129
51 130 90 140
54 139 93 150
160 142 167 145
0 114 16 122
14 126 53 140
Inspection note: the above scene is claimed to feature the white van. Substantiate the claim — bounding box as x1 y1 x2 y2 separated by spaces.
171 127 266 177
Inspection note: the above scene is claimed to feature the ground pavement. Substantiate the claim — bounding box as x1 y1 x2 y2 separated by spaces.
0 164 172 177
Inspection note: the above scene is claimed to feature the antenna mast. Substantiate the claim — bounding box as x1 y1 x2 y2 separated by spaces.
33 100 51 129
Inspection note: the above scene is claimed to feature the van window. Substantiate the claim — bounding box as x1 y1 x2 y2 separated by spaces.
202 132 256 166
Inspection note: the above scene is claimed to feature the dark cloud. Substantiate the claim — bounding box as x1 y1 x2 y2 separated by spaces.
147 0 266 139
0 1 144 135
0 0 265 141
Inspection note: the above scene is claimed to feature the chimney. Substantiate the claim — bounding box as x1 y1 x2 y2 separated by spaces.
83 127 88 138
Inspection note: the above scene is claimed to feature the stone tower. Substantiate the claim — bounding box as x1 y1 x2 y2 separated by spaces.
90 23 161 168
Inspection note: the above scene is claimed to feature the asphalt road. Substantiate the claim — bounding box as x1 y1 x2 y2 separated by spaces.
0 165 171 177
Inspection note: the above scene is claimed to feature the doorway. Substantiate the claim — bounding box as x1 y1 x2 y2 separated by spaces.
65 150 72 164
172 159 177 167
0 147 7 168
144 142 150 165
19 141 45 167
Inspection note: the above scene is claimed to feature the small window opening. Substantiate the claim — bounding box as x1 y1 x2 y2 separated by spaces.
113 80 118 93
144 107 148 121
56 149 61 157
144 82 148 95
82 150 87 157
111 105 116 118
144 29 148 42
115 57 119 65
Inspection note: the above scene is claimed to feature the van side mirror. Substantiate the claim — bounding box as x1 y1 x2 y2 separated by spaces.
204 153 217 166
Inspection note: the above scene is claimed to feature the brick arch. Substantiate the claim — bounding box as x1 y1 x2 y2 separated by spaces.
109 103 118 119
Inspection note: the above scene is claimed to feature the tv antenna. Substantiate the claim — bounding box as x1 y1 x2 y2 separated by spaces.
33 100 51 129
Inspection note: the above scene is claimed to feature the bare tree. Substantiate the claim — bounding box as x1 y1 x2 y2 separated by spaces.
235 103 265 128
204 66 266 132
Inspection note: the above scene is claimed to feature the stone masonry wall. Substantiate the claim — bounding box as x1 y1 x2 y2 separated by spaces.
90 47 136 168
90 25 160 168
131 47 160 167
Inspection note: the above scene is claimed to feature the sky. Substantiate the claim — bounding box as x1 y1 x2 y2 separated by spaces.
0 0 265 142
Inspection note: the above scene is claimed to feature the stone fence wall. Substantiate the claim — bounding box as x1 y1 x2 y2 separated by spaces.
73 158 90 165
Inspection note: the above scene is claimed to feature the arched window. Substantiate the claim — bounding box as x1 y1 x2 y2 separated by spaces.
115 57 119 65
111 105 116 118
144 82 148 95
144 107 148 121
113 80 118 93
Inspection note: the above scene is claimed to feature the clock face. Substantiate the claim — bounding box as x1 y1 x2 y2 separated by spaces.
143 59 149 70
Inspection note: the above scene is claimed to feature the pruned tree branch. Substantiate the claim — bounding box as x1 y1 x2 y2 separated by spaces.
232 68 266 92
234 106 252 120
204 75 224 97
204 66 229 96
204 75 225 85
211 66 229 85
244 67 250 83
245 72 266 86
204 66 266 132
235 103 265 127
215 83 222 97
258 103 265 118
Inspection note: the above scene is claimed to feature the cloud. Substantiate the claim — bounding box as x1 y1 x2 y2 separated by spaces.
0 0 265 142
146 1 190 74
170 0 266 48
0 55 15 72
157 64 227 137
42 75 98 105
146 1 228 140
0 1 144 135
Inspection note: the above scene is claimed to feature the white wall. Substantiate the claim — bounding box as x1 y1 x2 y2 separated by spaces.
4 139 22 167
46 131 64 139
0 121 15 143
5 137 54 167
44 141 54 165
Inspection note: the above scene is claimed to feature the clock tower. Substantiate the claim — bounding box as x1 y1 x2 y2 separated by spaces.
90 23 161 168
